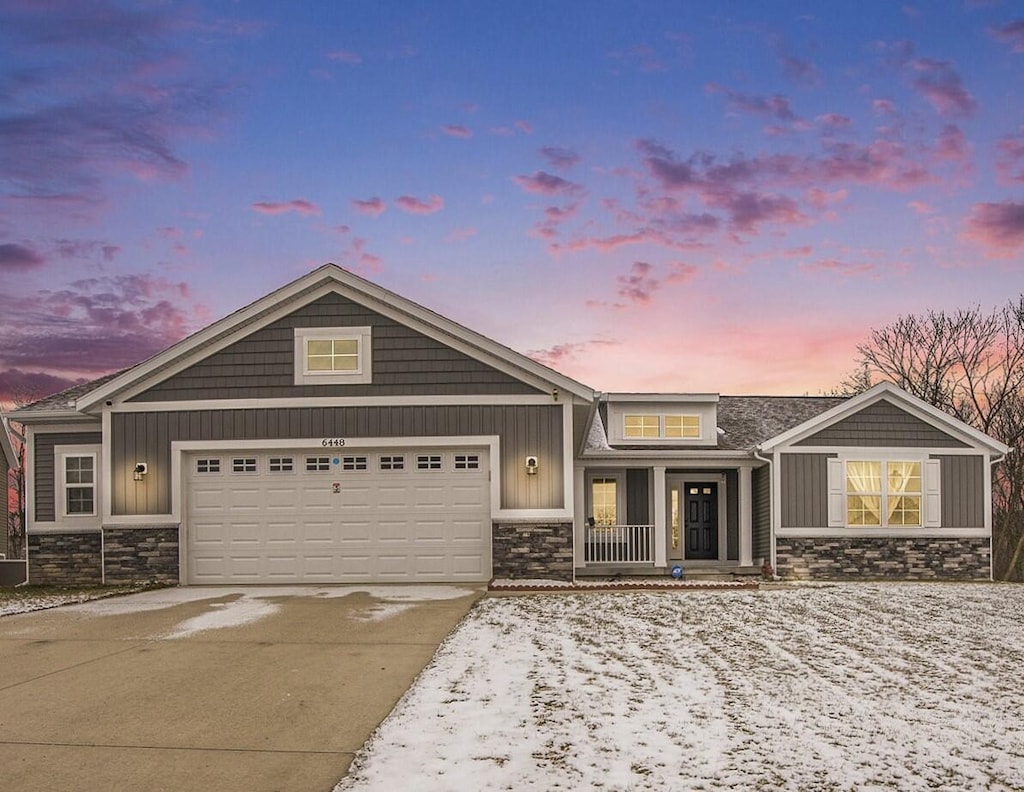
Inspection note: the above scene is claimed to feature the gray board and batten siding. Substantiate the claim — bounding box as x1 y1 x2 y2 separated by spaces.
794 398 968 448
109 405 564 516
129 292 543 402
779 452 985 530
33 432 102 523
752 465 770 562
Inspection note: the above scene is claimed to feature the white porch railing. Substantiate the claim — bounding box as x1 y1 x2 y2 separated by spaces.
583 524 655 564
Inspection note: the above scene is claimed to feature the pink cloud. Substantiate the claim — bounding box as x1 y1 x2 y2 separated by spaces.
779 52 822 86
527 339 618 368
908 201 934 215
908 58 976 117
666 263 699 283
515 120 533 135
442 124 472 139
996 130 1024 184
326 50 362 64
817 113 852 129
444 227 477 243
800 258 876 277
251 199 321 216
513 171 584 196
935 124 970 162
873 99 897 115
616 261 660 304
395 194 444 215
961 201 1024 253
989 20 1024 53
351 197 386 216
706 83 799 122
0 243 45 270
540 146 581 171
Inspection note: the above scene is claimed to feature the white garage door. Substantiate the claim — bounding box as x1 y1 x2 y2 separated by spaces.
185 448 491 583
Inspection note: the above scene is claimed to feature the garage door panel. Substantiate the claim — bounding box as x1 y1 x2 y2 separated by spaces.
187 448 491 583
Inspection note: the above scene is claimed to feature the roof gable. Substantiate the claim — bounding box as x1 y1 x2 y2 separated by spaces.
759 382 1009 454
77 265 594 410
0 416 17 470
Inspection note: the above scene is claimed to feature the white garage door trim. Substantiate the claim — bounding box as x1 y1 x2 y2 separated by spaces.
184 444 491 584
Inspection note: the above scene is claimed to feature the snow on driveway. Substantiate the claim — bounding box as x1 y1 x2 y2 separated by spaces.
338 584 1024 791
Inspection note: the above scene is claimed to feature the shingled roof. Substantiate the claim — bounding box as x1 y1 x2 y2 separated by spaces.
11 370 125 415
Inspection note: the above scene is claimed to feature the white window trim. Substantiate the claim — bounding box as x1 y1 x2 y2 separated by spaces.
622 413 702 441
293 326 372 385
827 455 940 530
586 470 626 527
55 445 101 523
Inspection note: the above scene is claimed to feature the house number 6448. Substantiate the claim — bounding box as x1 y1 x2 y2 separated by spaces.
320 438 346 447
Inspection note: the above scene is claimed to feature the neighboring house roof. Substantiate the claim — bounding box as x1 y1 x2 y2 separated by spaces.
70 264 594 412
9 371 124 421
757 381 1010 455
1 415 17 470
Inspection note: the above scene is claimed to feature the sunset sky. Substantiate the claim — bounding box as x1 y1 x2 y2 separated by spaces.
1 0 1022 405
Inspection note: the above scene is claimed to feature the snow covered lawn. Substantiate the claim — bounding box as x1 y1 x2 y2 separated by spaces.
338 583 1024 791
0 584 151 617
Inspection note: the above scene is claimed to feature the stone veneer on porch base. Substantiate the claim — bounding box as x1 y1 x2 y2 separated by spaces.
29 531 103 585
492 521 573 581
776 537 990 580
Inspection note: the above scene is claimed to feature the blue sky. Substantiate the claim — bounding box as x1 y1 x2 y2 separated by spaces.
1 0 1022 404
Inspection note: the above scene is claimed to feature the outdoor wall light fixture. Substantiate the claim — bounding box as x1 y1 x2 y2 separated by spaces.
525 455 539 476
133 462 148 481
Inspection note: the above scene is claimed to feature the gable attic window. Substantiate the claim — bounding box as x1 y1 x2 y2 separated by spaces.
623 414 701 440
294 326 372 385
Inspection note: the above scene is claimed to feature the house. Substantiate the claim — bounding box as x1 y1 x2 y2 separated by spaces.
10 265 1009 585
0 415 16 559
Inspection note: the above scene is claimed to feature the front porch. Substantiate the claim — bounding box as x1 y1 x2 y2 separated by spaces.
574 462 770 579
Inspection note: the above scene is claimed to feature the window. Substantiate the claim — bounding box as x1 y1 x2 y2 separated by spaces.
64 455 95 516
196 458 221 474
454 454 480 470
232 457 257 473
417 455 443 470
665 415 700 439
828 457 938 529
591 477 618 527
624 414 701 439
380 455 405 471
306 456 331 472
269 457 293 473
294 326 372 385
624 415 660 439
342 455 368 471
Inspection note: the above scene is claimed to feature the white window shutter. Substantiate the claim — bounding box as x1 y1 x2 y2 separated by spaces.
827 458 845 527
923 459 942 528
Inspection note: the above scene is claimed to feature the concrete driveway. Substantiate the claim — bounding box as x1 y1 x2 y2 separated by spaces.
0 585 484 792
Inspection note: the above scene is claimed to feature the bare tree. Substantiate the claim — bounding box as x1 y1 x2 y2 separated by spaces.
4 388 44 560
850 296 1024 580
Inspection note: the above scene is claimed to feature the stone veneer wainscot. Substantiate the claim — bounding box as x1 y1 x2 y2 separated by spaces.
776 537 990 580
491 521 573 581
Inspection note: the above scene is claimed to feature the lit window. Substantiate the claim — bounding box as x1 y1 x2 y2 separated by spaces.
624 415 660 438
591 477 618 526
294 327 372 385
664 415 700 439
846 460 921 527
65 455 95 516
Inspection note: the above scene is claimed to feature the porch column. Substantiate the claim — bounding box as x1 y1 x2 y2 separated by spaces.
739 465 753 567
573 466 586 568
653 466 667 567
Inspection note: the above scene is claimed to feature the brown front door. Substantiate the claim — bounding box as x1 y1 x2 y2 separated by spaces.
685 484 718 560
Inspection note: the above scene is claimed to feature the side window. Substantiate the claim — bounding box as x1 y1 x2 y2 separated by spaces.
64 455 96 516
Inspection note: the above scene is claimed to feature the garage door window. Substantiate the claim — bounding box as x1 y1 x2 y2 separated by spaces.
196 458 221 474
269 457 294 473
454 454 480 470
232 457 258 474
306 456 331 472
417 455 443 470
342 455 368 471
380 455 405 471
